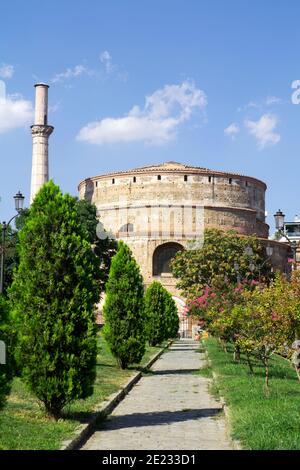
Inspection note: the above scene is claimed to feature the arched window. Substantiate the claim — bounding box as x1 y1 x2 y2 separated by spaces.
153 242 184 276
119 223 134 234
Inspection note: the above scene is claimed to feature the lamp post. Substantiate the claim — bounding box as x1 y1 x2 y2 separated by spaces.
274 209 297 270
0 191 25 294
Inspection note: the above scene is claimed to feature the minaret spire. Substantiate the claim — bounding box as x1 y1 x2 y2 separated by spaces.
30 83 54 203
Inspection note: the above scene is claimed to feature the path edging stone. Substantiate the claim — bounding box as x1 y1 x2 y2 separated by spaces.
60 341 172 450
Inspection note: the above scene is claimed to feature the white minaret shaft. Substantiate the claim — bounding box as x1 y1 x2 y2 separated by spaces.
30 83 54 203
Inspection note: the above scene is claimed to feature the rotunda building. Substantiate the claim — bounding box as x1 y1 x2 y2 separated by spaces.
78 161 288 336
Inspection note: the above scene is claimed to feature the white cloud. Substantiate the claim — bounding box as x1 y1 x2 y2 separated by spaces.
224 123 240 139
100 50 113 74
244 114 280 149
0 64 14 79
77 80 207 145
0 94 33 133
99 50 128 81
51 65 94 83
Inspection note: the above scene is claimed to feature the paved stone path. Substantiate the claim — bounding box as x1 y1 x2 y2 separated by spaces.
82 340 233 450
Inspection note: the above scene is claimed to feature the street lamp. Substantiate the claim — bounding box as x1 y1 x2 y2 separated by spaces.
274 209 285 232
273 209 297 269
0 191 25 294
14 191 25 212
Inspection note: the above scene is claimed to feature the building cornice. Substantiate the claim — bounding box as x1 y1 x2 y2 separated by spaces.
78 161 267 191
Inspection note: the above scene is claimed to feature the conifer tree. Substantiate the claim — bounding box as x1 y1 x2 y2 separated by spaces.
145 281 179 346
164 291 179 339
9 181 101 419
103 241 145 369
144 281 168 346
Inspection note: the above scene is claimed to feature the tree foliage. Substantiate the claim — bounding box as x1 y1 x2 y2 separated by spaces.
0 209 30 296
0 295 12 408
191 272 300 387
103 241 146 369
1 225 18 296
144 281 179 346
171 229 273 299
75 199 117 293
9 181 101 418
164 290 179 339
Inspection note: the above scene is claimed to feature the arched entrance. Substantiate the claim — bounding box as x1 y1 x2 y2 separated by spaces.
152 242 183 276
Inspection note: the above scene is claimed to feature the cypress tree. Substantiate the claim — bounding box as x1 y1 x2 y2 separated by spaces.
9 181 101 419
145 281 169 346
145 281 179 346
103 241 145 369
164 292 179 339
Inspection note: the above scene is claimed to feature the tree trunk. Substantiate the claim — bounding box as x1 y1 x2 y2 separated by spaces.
265 357 269 389
234 345 241 363
45 404 62 421
246 352 254 374
220 339 227 353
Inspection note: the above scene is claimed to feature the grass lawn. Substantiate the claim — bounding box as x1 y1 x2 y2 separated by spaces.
0 333 166 450
202 337 300 450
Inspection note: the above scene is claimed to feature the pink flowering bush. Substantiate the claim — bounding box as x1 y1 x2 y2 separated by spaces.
188 273 300 386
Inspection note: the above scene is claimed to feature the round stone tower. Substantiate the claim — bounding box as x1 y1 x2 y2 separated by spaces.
79 161 271 284
79 161 289 336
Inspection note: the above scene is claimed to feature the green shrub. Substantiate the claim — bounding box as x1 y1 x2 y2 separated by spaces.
103 241 145 369
9 181 101 419
145 281 179 346
165 292 179 339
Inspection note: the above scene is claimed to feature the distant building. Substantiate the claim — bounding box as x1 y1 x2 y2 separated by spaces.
284 216 300 241
277 215 300 265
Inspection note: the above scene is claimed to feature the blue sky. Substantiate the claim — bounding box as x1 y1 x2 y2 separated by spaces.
1 0 300 231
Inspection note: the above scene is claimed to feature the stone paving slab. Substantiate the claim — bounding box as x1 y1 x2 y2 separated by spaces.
82 340 233 450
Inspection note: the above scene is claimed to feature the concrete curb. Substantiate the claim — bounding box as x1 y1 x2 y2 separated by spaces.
61 341 172 451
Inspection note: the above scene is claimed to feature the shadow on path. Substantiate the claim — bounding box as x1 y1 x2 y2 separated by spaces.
168 345 200 350
98 408 223 431
150 368 200 375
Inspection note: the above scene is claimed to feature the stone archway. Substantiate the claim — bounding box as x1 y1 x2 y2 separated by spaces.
152 242 183 276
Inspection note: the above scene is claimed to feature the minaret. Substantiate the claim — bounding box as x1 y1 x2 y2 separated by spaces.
30 83 54 203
